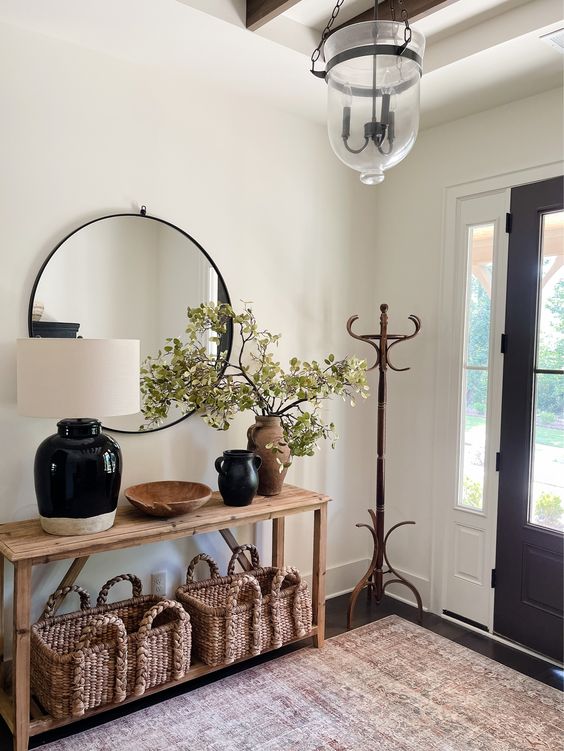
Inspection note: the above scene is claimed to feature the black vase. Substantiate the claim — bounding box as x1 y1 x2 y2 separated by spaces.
215 450 262 507
34 418 122 535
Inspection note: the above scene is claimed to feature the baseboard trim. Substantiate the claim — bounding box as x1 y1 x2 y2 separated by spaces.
303 558 378 599
440 612 563 668
326 583 430 610
320 558 431 608
383 589 430 611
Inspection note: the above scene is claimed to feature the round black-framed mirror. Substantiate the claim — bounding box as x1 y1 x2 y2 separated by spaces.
28 209 232 434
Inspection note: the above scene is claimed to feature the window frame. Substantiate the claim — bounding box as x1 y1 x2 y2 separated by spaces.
432 161 563 629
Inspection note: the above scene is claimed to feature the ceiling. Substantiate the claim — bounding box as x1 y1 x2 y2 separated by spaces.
283 0 510 32
284 0 375 29
0 0 561 129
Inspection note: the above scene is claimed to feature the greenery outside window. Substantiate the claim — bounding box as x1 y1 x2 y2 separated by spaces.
529 210 564 532
460 223 495 510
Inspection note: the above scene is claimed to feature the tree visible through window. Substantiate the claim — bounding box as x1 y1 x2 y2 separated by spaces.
460 224 494 510
530 211 564 531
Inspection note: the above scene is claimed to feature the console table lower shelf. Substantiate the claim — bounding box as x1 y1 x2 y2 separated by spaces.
0 484 329 751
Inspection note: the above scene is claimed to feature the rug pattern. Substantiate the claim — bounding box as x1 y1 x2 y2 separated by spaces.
40 615 563 750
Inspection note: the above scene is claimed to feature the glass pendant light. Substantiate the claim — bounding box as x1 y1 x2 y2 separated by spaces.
311 1 425 185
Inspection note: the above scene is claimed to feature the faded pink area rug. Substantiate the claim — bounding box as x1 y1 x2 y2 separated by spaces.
39 616 562 751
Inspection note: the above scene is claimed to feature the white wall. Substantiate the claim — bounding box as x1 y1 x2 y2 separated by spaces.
0 21 379 626
367 86 564 608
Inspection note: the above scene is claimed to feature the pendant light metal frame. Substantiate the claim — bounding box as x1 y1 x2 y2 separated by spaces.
311 0 424 184
311 0 419 81
324 44 422 76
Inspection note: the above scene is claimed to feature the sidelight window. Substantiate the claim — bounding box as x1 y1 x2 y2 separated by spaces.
459 223 495 511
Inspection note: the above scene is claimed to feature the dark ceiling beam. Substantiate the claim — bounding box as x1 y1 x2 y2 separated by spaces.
336 0 458 30
246 0 303 31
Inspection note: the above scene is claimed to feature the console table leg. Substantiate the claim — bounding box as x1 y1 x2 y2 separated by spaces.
219 529 253 571
312 505 327 648
13 560 31 751
0 556 4 669
272 518 285 568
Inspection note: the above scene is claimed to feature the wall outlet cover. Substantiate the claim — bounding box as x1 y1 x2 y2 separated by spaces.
151 571 167 597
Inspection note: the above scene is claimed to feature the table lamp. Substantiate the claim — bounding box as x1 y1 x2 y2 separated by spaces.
17 338 140 536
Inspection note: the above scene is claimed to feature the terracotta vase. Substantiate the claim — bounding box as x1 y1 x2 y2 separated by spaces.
247 416 291 496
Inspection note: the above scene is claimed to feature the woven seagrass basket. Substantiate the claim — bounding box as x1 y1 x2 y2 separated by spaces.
176 544 312 667
31 574 191 720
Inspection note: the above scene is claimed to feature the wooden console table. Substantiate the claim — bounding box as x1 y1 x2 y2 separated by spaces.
0 484 329 751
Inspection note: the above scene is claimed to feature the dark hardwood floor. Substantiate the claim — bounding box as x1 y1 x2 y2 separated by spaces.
1 594 561 749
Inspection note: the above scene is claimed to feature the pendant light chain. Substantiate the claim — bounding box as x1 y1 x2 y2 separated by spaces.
310 0 346 78
389 0 412 45
400 0 412 45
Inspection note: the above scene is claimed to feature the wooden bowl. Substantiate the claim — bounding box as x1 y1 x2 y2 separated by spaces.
124 481 213 518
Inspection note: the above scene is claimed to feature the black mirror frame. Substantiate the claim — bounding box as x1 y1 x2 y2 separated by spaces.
28 209 233 435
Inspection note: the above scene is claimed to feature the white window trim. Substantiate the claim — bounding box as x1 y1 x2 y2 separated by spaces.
430 160 564 629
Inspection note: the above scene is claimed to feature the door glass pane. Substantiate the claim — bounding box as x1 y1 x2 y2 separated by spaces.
531 374 563 531
530 210 564 531
537 211 564 370
460 223 494 510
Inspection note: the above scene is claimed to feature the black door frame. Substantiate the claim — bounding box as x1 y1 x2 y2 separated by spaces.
494 176 564 661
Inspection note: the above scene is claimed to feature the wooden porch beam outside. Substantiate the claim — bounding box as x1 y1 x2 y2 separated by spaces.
246 0 303 31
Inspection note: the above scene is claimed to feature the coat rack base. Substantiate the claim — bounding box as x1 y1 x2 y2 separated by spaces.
347 508 423 629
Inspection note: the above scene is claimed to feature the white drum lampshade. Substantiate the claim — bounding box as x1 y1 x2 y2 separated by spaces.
17 338 140 418
17 338 140 536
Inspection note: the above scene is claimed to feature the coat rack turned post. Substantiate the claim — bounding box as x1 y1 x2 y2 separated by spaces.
347 303 423 628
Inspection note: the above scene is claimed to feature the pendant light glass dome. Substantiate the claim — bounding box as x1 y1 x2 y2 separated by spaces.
314 13 425 185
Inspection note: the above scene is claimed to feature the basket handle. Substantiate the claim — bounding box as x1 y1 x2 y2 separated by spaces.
185 553 220 584
73 614 128 716
227 544 260 575
134 599 189 696
270 567 307 648
42 585 91 620
225 574 262 665
96 573 143 606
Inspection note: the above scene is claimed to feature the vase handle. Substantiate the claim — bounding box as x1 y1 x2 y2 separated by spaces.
247 423 257 449
253 455 262 470
214 456 225 476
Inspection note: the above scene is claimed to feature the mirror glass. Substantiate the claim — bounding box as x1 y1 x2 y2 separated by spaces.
29 214 231 433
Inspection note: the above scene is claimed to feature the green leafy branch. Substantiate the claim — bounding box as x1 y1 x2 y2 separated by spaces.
140 302 369 458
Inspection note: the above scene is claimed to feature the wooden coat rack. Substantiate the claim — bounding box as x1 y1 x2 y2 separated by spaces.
347 303 423 628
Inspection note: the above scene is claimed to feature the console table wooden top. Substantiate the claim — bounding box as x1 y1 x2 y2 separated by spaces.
0 484 330 564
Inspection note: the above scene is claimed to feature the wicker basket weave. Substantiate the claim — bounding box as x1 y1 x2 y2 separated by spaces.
31 574 191 720
176 545 312 667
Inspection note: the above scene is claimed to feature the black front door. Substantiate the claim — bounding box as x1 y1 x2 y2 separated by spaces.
494 176 564 661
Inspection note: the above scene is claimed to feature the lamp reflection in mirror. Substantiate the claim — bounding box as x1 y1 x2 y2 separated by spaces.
17 338 140 536
28 211 232 434
312 2 425 184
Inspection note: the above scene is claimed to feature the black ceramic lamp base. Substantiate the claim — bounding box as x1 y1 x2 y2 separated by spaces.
34 418 122 536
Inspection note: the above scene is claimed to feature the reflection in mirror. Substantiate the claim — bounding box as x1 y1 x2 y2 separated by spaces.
29 214 231 433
